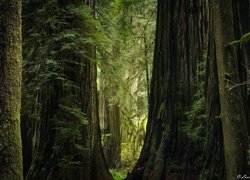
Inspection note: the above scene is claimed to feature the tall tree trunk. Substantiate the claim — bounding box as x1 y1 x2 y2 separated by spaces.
199 27 225 179
0 0 23 179
127 0 209 179
212 0 249 178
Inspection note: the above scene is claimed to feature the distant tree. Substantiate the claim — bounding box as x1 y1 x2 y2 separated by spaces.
96 0 155 168
99 76 121 168
0 0 23 179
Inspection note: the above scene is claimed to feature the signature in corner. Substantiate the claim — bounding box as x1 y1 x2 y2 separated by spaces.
237 174 250 179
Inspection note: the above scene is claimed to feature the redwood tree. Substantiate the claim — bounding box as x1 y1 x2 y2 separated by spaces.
127 0 209 179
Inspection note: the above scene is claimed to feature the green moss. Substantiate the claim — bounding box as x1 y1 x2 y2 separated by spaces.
227 31 250 47
0 0 23 179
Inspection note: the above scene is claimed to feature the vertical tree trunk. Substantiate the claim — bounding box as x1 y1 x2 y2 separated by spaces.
127 0 209 179
0 0 23 179
199 29 225 179
212 0 249 177
99 82 121 168
89 58 112 180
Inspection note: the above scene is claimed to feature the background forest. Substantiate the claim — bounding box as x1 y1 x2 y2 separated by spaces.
0 0 250 180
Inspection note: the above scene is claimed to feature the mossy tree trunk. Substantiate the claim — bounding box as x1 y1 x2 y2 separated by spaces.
127 0 209 179
0 0 23 179
212 0 249 178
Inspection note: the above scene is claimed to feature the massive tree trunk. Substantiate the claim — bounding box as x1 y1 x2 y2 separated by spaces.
128 0 250 179
212 0 249 178
127 0 209 179
22 0 112 179
0 1 23 179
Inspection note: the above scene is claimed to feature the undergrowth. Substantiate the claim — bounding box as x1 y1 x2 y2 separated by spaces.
110 169 127 180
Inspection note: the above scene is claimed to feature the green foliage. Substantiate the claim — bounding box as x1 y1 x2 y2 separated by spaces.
60 105 89 125
121 141 142 168
23 1 97 92
120 115 146 167
181 51 207 142
182 96 206 141
96 0 155 169
23 2 96 105
110 169 127 180
52 102 90 168
22 0 97 169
